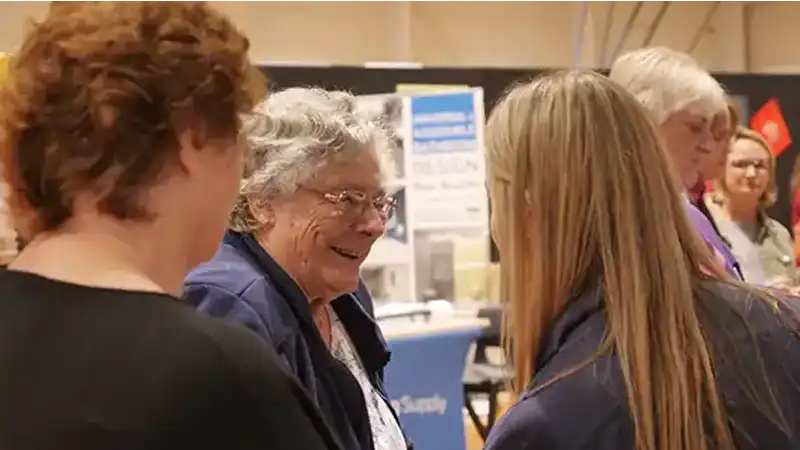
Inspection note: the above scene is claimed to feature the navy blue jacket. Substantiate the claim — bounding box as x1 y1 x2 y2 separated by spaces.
183 231 407 450
484 280 800 450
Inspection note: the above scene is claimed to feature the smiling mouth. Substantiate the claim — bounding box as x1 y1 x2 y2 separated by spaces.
331 246 360 260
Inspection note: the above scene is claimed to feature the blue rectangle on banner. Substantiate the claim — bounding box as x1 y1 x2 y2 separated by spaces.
410 92 478 154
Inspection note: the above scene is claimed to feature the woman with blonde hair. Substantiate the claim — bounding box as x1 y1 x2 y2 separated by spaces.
482 70 800 450
705 127 796 286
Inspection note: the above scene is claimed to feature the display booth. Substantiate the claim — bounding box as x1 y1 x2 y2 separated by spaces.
259 65 800 267
382 319 485 450
352 87 491 303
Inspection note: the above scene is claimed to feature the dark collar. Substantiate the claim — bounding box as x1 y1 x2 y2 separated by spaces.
223 230 390 375
536 282 604 370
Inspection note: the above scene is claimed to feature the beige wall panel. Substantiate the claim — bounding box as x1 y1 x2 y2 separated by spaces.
211 1 409 65
0 2 716 69
748 1 800 73
0 1 408 65
218 1 577 68
408 1 582 68
408 1 746 71
0 2 48 53
0 2 796 75
587 1 746 72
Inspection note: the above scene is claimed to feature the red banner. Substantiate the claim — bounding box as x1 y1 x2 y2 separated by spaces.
750 98 792 157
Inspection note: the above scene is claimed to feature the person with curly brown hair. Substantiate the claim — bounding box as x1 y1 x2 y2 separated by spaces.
0 3 341 450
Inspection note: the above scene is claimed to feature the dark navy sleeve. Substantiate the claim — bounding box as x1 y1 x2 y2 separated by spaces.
483 396 556 450
183 283 273 346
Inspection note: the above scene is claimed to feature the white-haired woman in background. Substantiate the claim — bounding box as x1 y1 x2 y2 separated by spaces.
609 47 742 279
184 88 409 450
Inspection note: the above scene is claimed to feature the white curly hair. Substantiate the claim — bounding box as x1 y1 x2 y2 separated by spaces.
609 47 727 124
230 87 396 232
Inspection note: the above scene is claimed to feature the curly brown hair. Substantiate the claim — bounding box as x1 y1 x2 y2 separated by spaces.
0 2 265 240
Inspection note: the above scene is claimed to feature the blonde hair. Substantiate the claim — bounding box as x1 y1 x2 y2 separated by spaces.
716 126 777 206
609 47 727 124
486 70 734 450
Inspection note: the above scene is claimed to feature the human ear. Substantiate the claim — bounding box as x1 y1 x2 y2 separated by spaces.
247 197 275 228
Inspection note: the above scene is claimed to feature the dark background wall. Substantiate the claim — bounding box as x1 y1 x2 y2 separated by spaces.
258 66 800 261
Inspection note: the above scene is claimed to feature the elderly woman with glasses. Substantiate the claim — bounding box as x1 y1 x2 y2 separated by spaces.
184 88 408 450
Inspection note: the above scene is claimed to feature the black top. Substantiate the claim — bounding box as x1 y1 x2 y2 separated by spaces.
0 270 343 450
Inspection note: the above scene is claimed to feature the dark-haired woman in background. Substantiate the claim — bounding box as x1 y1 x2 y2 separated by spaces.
482 69 800 450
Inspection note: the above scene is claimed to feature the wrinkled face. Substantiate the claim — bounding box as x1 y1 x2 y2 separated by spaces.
698 112 732 181
724 138 771 203
660 103 716 189
264 151 391 300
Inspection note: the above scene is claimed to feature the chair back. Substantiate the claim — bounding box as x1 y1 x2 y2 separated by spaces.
473 306 502 363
